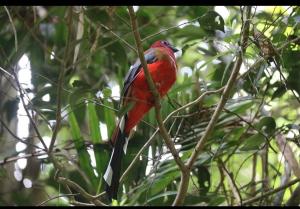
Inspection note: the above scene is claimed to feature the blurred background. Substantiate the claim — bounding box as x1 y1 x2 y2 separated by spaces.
0 6 299 206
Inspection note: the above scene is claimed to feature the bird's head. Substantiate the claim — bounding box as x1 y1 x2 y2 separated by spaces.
151 40 179 53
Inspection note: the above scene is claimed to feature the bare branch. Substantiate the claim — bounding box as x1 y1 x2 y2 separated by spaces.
276 134 300 178
38 193 80 206
218 159 242 205
49 7 73 153
4 6 18 52
171 6 253 206
12 70 48 151
243 178 300 205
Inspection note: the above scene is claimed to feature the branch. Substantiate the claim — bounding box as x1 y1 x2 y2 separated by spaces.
120 88 222 183
85 16 137 53
0 116 43 151
12 70 48 151
286 183 300 206
38 193 80 206
186 6 251 169
49 7 73 153
273 162 291 205
242 178 300 205
218 159 242 205
141 16 201 42
276 134 300 178
57 177 107 206
172 6 253 206
4 6 18 52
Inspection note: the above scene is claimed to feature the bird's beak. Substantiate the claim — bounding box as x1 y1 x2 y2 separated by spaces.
169 45 179 52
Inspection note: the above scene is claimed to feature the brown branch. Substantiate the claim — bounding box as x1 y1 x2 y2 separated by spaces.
171 6 253 206
120 88 223 184
250 153 257 197
4 6 17 52
49 7 73 153
141 16 201 42
218 159 242 205
273 162 291 205
216 161 230 204
186 5 251 169
286 183 300 206
85 16 137 53
276 134 300 178
243 178 300 205
57 177 107 206
0 116 43 151
12 70 48 151
38 193 80 206
261 144 270 204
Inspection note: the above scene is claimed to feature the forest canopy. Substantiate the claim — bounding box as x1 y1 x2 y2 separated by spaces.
0 6 300 206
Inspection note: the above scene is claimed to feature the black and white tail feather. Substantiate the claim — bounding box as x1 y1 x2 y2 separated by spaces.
103 115 129 202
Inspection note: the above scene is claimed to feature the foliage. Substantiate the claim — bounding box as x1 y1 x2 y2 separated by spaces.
0 6 300 206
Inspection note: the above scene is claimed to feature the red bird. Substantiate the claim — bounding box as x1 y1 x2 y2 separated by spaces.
104 40 179 201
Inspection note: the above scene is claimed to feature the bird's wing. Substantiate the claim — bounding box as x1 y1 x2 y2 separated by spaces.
122 48 158 96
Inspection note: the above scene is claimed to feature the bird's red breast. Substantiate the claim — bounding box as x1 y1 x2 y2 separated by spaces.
123 46 177 135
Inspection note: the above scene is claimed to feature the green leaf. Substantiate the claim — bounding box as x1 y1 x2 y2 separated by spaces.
174 25 206 42
271 83 287 100
255 116 276 136
149 170 181 196
146 191 177 203
68 106 97 187
72 79 91 88
198 11 225 33
103 98 116 138
240 133 265 151
225 99 254 115
87 96 102 143
118 101 135 118
102 87 112 98
195 165 211 195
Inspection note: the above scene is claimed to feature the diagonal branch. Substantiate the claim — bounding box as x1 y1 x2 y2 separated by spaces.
173 6 253 206
4 6 18 52
243 178 300 205
12 70 48 151
49 7 73 153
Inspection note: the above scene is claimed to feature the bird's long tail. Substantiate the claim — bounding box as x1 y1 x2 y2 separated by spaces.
103 116 129 202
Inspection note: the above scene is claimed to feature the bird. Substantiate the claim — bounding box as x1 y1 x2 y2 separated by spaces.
103 40 179 202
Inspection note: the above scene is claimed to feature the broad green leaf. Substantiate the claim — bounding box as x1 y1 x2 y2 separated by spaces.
68 107 97 187
149 170 181 196
87 95 102 143
240 133 265 151
174 25 206 42
146 191 177 203
255 116 276 136
198 11 225 32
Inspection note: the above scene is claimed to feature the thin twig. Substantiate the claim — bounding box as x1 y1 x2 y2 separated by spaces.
242 178 300 205
172 6 253 206
218 159 242 205
4 6 18 52
49 7 73 153
85 16 137 53
12 70 48 150
57 177 107 206
38 193 80 206
0 66 13 78
141 17 201 42
0 116 43 151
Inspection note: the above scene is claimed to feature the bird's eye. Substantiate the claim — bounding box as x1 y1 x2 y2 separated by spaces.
161 41 169 45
